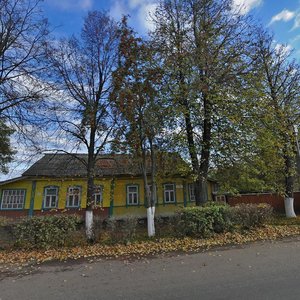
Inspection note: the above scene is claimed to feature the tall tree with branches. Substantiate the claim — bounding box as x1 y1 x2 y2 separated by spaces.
152 0 257 204
46 11 120 239
111 17 165 236
251 32 300 217
0 0 49 172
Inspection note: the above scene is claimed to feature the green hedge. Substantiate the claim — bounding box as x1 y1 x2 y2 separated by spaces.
176 203 273 237
12 215 83 249
177 204 233 238
1 203 275 249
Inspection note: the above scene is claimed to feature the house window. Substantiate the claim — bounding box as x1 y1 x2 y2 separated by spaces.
66 186 81 208
44 187 58 209
1 189 26 209
215 195 226 202
164 184 175 203
127 185 139 205
189 184 195 202
93 186 103 207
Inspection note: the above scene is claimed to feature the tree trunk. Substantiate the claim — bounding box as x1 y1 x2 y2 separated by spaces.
198 177 208 203
198 93 212 204
86 129 96 241
86 167 95 241
284 154 296 218
148 139 156 237
182 98 202 205
141 141 156 237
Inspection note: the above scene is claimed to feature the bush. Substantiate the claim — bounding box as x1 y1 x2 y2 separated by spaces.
154 214 182 238
231 203 273 229
104 216 138 243
0 217 14 249
0 216 10 226
176 205 233 238
12 214 83 249
202 201 227 207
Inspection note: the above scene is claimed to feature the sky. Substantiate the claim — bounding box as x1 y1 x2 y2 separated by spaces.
41 0 300 56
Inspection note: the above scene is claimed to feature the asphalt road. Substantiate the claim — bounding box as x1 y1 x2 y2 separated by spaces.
1 237 300 300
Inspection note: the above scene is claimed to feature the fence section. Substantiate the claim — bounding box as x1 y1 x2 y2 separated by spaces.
227 192 300 213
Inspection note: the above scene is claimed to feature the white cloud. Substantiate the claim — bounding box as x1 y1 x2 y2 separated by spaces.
232 0 263 15
269 9 295 25
128 0 144 9
137 2 157 31
293 13 300 29
80 0 93 10
110 1 127 20
109 0 157 33
291 35 300 43
46 0 93 11
275 43 293 56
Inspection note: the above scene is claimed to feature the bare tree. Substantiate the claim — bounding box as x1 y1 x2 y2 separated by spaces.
46 11 120 239
0 0 48 116
0 0 49 172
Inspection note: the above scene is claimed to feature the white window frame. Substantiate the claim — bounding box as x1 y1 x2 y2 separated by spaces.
215 195 226 202
43 186 59 209
1 189 26 210
66 186 81 208
164 184 176 203
127 185 139 205
189 184 196 202
93 186 103 207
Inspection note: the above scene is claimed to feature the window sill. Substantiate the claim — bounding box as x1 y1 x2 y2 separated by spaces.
65 206 81 209
0 208 25 211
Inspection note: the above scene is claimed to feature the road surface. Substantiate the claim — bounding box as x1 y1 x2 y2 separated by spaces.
1 237 300 299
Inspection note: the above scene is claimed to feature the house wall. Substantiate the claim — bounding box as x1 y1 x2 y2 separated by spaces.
0 177 215 218
32 178 112 210
111 177 187 217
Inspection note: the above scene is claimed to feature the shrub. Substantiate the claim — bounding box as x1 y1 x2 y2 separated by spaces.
12 214 83 249
0 217 14 249
231 203 273 229
154 214 181 238
176 205 233 238
0 216 10 226
202 201 227 207
105 216 138 243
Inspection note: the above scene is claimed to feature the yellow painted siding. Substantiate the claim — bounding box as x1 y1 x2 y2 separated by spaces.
33 178 113 210
34 179 86 210
0 176 216 216
111 177 187 217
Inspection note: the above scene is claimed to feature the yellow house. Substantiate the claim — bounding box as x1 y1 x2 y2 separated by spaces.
0 154 218 218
